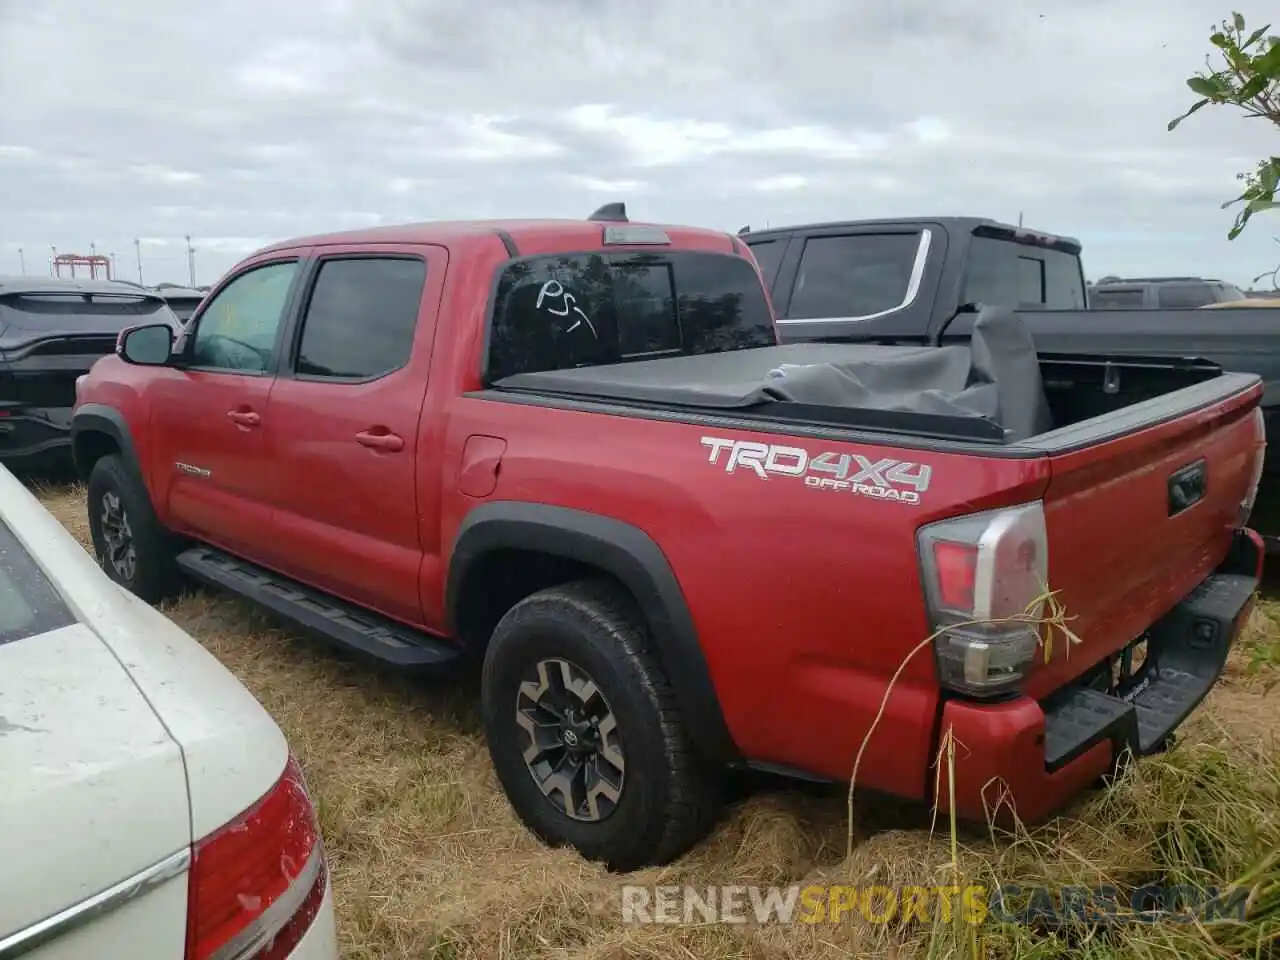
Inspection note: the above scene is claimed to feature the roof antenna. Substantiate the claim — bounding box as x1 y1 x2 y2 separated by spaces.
588 202 628 223
738 224 751 235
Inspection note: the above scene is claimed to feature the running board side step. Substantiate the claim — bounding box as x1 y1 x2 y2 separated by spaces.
175 546 464 673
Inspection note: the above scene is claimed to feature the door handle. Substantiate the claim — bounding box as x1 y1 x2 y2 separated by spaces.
356 429 404 452
226 409 260 427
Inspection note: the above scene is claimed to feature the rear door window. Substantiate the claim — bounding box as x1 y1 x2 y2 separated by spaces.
786 233 923 320
294 257 427 380
486 251 775 380
0 520 76 647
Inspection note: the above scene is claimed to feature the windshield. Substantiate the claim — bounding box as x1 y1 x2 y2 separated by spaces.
485 250 776 381
0 520 76 647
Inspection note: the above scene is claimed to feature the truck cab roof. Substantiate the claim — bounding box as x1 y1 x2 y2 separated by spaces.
254 205 743 259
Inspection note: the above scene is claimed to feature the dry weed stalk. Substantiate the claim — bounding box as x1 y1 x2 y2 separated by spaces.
846 584 1081 862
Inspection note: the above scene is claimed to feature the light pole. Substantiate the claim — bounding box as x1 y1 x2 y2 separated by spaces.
17 247 25 275
134 238 144 285
185 234 196 287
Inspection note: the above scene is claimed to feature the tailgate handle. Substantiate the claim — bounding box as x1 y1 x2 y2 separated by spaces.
1168 459 1207 517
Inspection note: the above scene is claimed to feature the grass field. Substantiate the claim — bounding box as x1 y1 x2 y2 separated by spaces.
31 481 1280 959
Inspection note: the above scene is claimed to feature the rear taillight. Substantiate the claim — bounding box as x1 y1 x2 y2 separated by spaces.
1241 407 1266 524
917 501 1049 698
185 755 326 960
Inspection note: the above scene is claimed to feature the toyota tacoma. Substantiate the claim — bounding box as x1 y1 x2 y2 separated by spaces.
70 205 1267 870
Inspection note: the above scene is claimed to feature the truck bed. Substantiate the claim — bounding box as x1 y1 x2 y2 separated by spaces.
491 307 1248 450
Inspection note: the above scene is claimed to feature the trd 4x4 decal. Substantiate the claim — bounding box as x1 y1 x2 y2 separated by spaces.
700 436 931 504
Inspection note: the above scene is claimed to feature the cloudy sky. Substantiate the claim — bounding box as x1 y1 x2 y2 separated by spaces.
1 0 1278 289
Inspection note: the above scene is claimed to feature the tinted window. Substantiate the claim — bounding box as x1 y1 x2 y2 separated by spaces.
963 236 1086 309
787 233 921 320
1089 287 1145 309
1157 284 1215 308
0 520 76 646
191 261 298 373
745 239 785 289
295 258 426 379
486 251 775 380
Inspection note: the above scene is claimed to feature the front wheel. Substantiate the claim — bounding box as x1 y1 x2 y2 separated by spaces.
86 454 181 603
480 580 722 872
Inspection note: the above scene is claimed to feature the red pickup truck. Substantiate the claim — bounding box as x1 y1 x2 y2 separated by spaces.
70 206 1267 871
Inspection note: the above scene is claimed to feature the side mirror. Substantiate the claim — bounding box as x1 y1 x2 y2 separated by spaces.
117 323 174 366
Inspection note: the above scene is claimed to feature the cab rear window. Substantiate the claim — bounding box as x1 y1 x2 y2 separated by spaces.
0 521 76 646
485 250 776 381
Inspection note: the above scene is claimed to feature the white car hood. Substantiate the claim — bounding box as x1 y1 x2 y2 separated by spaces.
0 621 189 943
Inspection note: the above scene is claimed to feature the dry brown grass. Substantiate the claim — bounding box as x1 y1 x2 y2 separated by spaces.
30 482 1280 959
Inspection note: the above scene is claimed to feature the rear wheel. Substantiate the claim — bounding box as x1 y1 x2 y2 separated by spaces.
480 579 722 871
86 454 181 603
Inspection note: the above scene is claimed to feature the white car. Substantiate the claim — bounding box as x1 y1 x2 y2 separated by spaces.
0 465 338 960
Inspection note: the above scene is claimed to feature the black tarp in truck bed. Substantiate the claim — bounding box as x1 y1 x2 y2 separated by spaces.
493 306 1053 442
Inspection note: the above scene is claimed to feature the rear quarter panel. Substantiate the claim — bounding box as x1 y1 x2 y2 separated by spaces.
438 397 1050 798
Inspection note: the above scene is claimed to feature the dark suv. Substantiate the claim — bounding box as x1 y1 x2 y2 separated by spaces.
0 276 180 469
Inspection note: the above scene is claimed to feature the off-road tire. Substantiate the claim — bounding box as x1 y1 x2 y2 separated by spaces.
86 454 181 603
480 579 723 872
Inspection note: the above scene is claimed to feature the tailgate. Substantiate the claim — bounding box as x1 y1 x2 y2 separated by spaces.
1023 373 1264 699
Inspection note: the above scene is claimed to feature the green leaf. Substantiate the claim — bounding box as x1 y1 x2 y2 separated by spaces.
1187 75 1226 97
1211 30 1231 48
1245 24 1272 47
1261 161 1280 193
1234 11 1246 33
1239 74 1269 99
1168 98 1211 130
1256 41 1280 78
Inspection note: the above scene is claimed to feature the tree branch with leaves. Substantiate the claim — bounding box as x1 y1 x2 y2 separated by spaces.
1169 12 1279 248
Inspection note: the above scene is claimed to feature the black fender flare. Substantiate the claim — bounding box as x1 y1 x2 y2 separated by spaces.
446 501 741 766
70 404 139 480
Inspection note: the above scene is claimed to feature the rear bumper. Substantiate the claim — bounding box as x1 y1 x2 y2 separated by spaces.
0 404 74 466
937 527 1262 824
